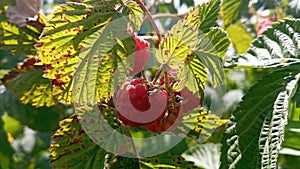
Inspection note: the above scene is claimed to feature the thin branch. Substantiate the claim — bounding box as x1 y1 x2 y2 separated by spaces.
135 0 162 42
151 66 162 85
148 13 187 21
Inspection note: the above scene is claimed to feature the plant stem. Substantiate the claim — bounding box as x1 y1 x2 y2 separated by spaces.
135 0 163 42
164 71 169 90
124 125 141 158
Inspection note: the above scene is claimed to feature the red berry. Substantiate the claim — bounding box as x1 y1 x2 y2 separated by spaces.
257 18 273 36
145 91 182 133
128 33 150 76
116 78 168 127
146 72 202 133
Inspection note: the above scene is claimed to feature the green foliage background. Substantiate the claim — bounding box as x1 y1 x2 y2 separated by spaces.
0 0 300 168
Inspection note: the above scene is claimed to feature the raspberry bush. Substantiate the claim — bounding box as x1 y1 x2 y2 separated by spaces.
1 0 300 168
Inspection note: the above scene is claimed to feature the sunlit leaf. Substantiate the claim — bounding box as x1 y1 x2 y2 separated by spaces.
156 5 199 69
221 0 249 28
183 143 221 169
230 19 300 68
72 17 136 105
82 0 121 7
226 22 253 54
36 2 117 103
196 27 229 87
177 59 207 98
122 1 144 31
50 115 107 169
0 21 40 56
181 109 227 142
198 0 220 33
1 58 56 107
2 114 23 139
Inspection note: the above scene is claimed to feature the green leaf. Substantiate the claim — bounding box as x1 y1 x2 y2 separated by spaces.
204 27 231 58
177 27 229 96
156 5 200 69
0 107 14 169
181 109 228 142
183 143 221 169
220 68 300 169
109 155 140 169
50 115 107 169
82 0 121 7
231 19 300 68
2 114 23 138
36 2 117 103
221 0 250 28
287 0 300 18
0 21 40 56
198 0 220 33
248 19 300 59
0 89 66 132
177 60 207 98
283 126 300 151
1 58 57 107
0 50 25 69
225 22 253 54
259 73 300 168
140 152 199 169
196 27 230 87
123 1 144 31
72 17 135 105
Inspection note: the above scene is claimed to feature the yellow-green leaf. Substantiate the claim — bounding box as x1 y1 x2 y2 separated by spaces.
156 5 200 69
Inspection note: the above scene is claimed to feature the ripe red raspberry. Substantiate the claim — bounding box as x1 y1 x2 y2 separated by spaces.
146 72 202 133
128 33 150 76
116 78 168 127
145 91 182 133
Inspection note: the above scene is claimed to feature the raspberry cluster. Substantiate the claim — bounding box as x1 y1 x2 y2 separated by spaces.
116 74 201 133
115 34 201 133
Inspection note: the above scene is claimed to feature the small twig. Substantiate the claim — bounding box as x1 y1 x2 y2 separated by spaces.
135 0 163 42
146 13 187 21
151 67 163 85
149 0 158 12
141 70 147 80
